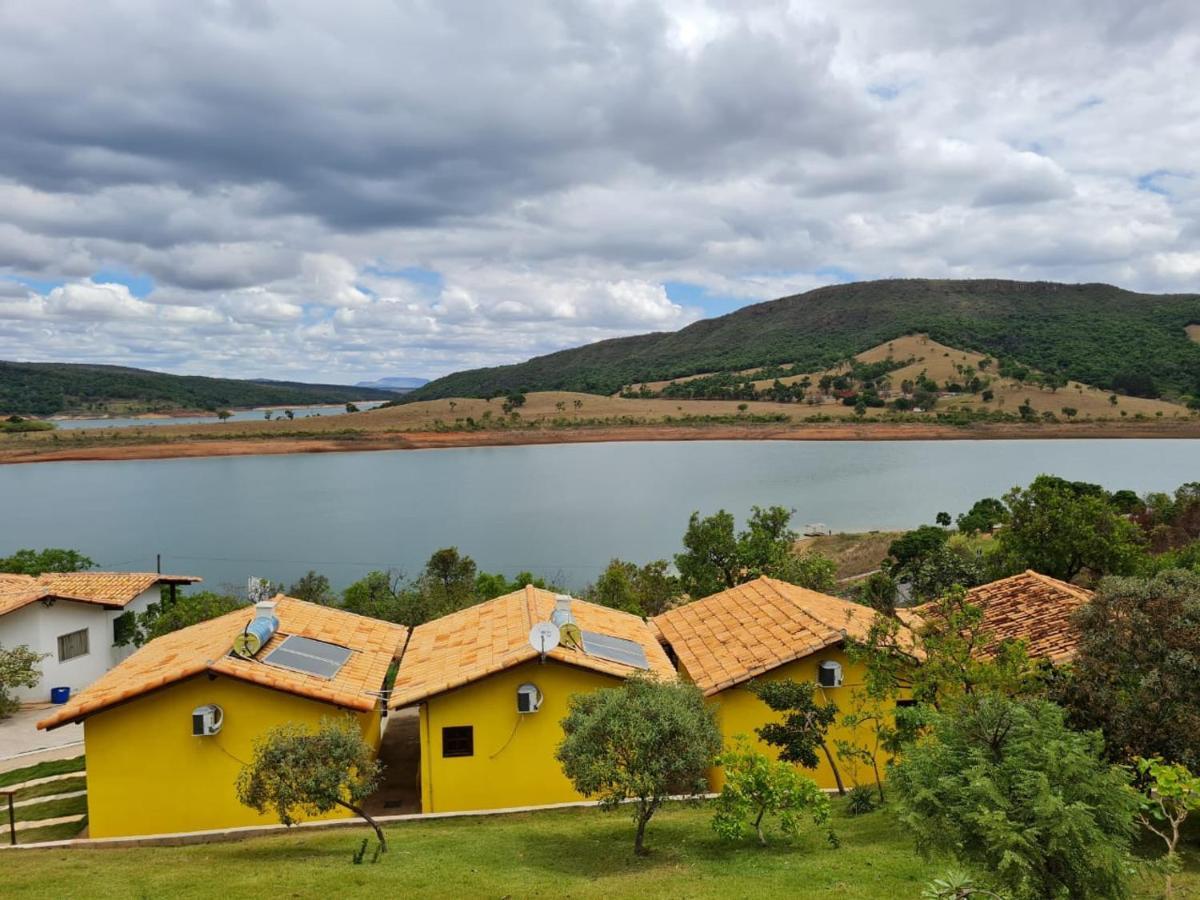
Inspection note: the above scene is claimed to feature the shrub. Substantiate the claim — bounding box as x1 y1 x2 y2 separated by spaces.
844 785 878 817
711 736 835 846
892 696 1138 900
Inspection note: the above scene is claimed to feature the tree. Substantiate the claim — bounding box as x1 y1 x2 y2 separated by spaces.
341 570 408 624
907 544 988 603
0 548 95 575
886 525 948 577
996 475 1144 581
216 409 232 421
770 551 838 593
711 736 834 847
420 547 477 615
892 696 1138 900
128 590 245 646
0 644 46 718
345 402 359 413
556 675 721 855
588 559 682 617
1058 571 1200 771
236 717 386 858
955 497 1008 535
748 678 845 794
1134 757 1200 899
288 571 334 604
675 510 740 598
935 511 951 527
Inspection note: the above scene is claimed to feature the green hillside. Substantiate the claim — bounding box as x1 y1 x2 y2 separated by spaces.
0 361 396 416
404 279 1200 402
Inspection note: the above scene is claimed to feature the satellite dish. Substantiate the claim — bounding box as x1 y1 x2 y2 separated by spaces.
529 622 560 655
560 622 582 650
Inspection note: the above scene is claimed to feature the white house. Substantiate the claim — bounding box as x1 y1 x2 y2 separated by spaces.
0 571 200 703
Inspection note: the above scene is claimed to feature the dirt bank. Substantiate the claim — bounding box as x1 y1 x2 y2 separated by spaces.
3 419 1200 465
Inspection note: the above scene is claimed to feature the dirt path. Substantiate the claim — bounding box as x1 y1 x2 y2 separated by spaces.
3 419 1200 466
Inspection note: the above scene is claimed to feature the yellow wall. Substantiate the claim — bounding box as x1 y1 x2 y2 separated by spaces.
700 646 901 793
83 674 381 838
419 659 619 813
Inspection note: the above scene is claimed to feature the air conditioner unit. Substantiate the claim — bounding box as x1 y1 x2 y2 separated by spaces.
192 704 224 736
817 660 843 688
517 683 543 714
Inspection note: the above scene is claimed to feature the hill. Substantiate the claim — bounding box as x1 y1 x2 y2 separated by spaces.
354 376 430 392
403 279 1200 402
0 361 396 417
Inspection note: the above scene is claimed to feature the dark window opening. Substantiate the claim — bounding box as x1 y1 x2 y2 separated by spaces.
442 725 474 758
895 699 918 708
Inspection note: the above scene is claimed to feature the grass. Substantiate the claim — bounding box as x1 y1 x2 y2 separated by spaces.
12 794 87 824
12 817 87 846
796 531 904 582
2 799 1197 899
11 775 86 803
0 756 85 789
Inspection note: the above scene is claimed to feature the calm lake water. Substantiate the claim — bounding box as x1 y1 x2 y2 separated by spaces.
49 401 387 430
1 439 1196 592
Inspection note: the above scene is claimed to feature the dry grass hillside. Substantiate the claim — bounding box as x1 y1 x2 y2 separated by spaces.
1188 323 1200 343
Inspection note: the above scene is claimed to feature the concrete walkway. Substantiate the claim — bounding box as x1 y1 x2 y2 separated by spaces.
0 706 82 774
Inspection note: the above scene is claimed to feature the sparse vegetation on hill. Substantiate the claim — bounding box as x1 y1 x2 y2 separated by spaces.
403 279 1200 403
0 361 395 417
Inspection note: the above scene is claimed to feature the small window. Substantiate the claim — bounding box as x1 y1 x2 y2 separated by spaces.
58 628 89 662
895 699 918 708
442 726 474 758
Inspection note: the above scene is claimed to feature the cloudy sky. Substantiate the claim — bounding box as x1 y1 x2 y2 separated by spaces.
0 1 1197 383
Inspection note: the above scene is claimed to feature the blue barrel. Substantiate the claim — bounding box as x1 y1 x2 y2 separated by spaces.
50 686 70 704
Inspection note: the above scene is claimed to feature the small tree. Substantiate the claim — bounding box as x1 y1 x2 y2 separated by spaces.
1134 757 1200 898
892 696 1138 900
236 718 386 857
345 402 359 413
0 548 95 575
748 678 845 794
128 590 244 646
712 736 834 847
0 644 47 718
216 409 232 421
288 570 334 604
557 675 721 855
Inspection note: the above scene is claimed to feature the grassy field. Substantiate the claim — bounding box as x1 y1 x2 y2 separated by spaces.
3 800 1197 899
0 756 86 789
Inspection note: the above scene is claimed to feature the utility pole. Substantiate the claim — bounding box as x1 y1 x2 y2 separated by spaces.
156 553 161 574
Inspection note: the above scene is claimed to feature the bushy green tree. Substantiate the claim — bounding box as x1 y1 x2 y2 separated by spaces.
886 525 948 577
0 643 46 718
675 506 835 598
711 736 834 847
419 547 477 612
236 717 386 857
556 675 721 855
908 544 988 602
125 590 244 646
955 497 1008 535
1058 570 1200 770
0 548 95 575
340 570 407 623
587 559 681 617
997 475 1144 581
748 678 845 794
892 696 1138 900
287 570 334 604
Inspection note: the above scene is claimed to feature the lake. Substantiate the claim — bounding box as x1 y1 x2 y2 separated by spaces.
48 401 388 430
0 439 1195 593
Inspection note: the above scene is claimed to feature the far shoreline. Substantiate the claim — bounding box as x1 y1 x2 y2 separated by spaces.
4 419 1200 466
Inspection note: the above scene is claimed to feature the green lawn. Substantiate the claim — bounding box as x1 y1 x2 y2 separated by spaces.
11 775 87 803
2 800 1197 899
12 793 87 825
0 756 86 789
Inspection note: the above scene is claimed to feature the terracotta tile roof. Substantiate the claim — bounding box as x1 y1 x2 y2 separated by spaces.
38 594 407 730
653 576 910 696
0 571 201 618
913 570 1093 663
388 586 675 709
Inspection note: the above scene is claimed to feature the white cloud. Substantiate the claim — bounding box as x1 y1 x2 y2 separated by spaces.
0 1 1197 381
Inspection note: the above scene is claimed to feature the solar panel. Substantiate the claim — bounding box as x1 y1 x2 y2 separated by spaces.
581 630 649 670
262 635 352 679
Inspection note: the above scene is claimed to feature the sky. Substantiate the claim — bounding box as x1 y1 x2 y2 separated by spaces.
0 1 1197 383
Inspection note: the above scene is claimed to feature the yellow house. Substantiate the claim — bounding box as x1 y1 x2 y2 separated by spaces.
388 586 675 814
653 576 914 793
38 595 407 838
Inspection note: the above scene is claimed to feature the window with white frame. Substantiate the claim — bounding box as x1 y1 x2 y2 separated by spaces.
57 628 89 661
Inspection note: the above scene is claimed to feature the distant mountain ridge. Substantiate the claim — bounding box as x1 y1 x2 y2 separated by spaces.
354 376 429 392
403 279 1200 402
0 361 396 416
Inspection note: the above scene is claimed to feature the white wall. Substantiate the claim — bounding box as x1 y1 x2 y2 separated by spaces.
108 586 161 665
